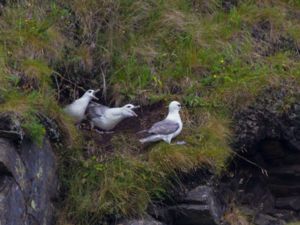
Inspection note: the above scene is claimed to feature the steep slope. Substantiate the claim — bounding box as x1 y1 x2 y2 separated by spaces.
0 0 299 225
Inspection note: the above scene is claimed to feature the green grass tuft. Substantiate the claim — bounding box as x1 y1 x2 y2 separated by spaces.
61 112 232 224
63 155 167 224
22 113 46 146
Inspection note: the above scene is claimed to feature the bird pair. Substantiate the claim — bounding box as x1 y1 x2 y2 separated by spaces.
64 89 183 144
64 89 140 130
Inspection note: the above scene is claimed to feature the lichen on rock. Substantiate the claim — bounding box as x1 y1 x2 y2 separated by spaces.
0 114 58 225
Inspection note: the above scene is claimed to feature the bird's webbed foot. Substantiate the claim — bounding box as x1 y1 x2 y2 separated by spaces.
170 141 186 145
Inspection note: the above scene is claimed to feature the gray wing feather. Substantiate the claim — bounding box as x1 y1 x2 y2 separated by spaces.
148 120 179 135
87 102 108 119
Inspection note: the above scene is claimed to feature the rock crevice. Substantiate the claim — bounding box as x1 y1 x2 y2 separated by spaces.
230 85 300 224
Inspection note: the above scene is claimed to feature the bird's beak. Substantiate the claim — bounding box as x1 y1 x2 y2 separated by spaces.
92 89 100 100
92 95 99 100
133 105 140 109
130 110 138 117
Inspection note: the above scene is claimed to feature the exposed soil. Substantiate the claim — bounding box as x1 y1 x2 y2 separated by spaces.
79 101 168 161
252 20 300 58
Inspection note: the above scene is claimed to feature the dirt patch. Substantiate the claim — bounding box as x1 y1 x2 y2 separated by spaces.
252 20 300 57
79 101 167 161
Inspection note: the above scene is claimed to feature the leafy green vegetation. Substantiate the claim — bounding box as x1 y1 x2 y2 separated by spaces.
63 155 166 224
60 113 231 224
0 0 78 146
149 115 232 174
22 112 46 146
0 0 299 224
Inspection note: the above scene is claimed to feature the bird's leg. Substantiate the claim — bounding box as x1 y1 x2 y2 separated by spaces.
166 136 172 144
169 139 186 145
90 121 94 130
163 137 170 144
94 129 104 134
94 129 114 135
174 141 187 145
104 131 114 134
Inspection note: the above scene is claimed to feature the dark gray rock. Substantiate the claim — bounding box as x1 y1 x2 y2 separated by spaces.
0 112 24 142
267 165 300 190
166 185 223 225
118 217 165 225
269 184 300 197
0 176 29 225
254 214 285 225
228 83 300 223
0 132 57 224
271 208 299 221
234 84 300 154
36 113 61 143
275 197 300 211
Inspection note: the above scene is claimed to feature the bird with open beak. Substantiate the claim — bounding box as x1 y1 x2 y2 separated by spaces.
64 89 99 124
86 102 140 132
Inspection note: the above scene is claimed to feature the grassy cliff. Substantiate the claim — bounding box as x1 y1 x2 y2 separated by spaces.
0 0 300 224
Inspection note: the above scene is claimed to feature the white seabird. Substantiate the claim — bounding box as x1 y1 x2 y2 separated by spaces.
139 101 183 144
86 102 140 131
64 89 99 123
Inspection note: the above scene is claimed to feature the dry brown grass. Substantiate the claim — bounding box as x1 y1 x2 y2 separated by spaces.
224 207 252 225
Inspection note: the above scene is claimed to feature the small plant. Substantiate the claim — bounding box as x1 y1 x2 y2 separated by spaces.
22 114 46 146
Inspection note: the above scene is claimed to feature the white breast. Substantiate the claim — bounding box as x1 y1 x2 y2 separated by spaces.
64 98 89 122
166 111 183 140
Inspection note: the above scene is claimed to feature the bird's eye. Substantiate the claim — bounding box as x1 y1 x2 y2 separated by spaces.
178 104 181 107
88 90 92 93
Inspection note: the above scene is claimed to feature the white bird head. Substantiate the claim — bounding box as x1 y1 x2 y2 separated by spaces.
121 104 140 117
82 89 99 100
168 101 182 113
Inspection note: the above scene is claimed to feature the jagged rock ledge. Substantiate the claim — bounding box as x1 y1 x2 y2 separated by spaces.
0 112 58 225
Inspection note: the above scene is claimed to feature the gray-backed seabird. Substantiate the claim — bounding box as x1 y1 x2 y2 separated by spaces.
86 102 140 131
139 101 183 144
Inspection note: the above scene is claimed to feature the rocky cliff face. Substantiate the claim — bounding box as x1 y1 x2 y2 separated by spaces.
1 83 299 225
228 84 300 224
142 84 300 225
0 113 58 225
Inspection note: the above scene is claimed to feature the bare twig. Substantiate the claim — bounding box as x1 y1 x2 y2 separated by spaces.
229 148 268 176
52 71 85 92
53 72 60 100
100 66 107 101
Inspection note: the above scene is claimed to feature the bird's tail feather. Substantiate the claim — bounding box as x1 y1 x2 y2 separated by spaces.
139 135 161 144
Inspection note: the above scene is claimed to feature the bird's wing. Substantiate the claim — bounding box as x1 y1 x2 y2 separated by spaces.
148 119 179 135
86 102 109 119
